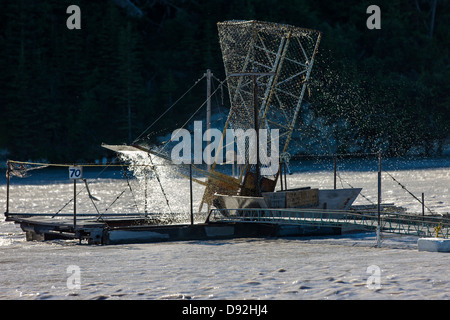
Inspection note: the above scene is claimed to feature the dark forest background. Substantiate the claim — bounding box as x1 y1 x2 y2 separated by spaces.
1 0 449 162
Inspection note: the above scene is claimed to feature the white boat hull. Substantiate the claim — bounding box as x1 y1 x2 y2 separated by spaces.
213 188 362 213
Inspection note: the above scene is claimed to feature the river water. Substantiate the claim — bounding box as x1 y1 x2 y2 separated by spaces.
0 158 449 300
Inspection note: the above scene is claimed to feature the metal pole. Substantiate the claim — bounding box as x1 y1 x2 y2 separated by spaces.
377 151 381 247
73 179 77 230
284 162 288 190
422 193 425 217
6 160 10 214
190 164 194 225
333 156 337 189
206 69 212 174
206 69 212 213
279 160 284 191
377 152 381 225
144 167 148 214
228 71 274 195
253 74 261 196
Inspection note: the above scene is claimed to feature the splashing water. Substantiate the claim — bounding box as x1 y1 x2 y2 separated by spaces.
117 150 209 224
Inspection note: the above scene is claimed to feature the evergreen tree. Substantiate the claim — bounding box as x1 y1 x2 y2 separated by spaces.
0 0 448 161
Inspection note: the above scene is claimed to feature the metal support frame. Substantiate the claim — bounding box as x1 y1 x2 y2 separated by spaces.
228 71 275 196
283 32 321 154
219 23 321 171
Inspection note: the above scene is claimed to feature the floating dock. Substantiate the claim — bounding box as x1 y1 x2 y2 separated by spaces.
4 211 341 245
5 208 449 245
4 213 342 245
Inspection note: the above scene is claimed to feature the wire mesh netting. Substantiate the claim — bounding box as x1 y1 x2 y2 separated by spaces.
218 20 321 163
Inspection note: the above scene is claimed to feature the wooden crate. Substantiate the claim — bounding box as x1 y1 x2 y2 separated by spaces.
286 189 319 208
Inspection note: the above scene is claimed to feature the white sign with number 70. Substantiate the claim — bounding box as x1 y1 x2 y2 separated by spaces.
69 166 83 180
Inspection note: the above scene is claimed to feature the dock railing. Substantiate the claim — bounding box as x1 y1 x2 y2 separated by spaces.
207 208 450 238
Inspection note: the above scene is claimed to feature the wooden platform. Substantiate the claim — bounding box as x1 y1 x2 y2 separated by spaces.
5 213 155 244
